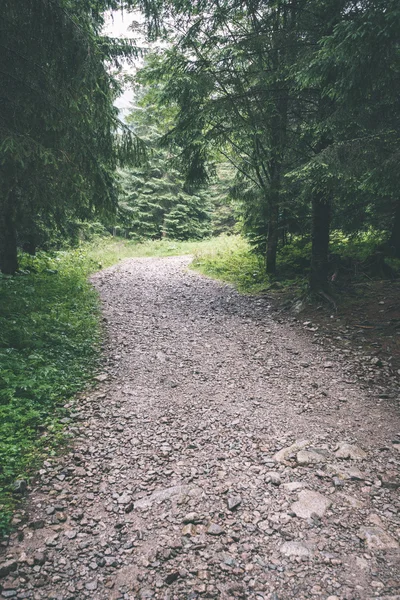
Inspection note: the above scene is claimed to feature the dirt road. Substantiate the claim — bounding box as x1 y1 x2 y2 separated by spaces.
1 256 399 599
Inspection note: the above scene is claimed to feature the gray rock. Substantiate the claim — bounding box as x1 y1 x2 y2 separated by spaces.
117 492 132 505
378 472 400 489
227 496 242 511
273 440 310 463
291 490 332 519
296 449 328 465
334 442 367 460
29 519 45 530
183 512 199 523
280 541 313 558
1 591 17 598
358 526 399 550
325 463 365 480
94 373 108 382
0 559 17 578
33 552 47 566
85 580 98 591
206 523 224 536
139 590 155 599
265 472 281 486
64 529 77 540
134 485 196 509
282 481 306 492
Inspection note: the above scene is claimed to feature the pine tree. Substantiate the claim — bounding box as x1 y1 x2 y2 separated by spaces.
0 0 144 273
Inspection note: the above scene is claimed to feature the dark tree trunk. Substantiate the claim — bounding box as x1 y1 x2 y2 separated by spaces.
266 198 279 275
389 198 400 258
0 198 18 275
23 235 36 256
310 191 331 291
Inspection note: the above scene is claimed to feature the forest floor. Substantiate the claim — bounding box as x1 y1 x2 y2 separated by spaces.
271 279 400 384
1 256 400 600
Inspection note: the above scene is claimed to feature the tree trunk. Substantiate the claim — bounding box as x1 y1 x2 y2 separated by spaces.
0 197 18 274
310 191 330 291
266 199 279 275
23 234 36 256
389 198 400 258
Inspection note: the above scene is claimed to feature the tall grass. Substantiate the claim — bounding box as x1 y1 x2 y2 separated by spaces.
191 235 270 293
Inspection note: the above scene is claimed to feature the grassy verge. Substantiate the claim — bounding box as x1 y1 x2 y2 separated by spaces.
191 235 271 293
0 251 102 534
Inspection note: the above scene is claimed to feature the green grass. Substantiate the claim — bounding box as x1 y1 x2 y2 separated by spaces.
84 236 224 265
191 235 271 293
0 250 104 534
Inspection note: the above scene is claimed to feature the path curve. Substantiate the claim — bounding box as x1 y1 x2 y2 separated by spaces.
1 256 400 600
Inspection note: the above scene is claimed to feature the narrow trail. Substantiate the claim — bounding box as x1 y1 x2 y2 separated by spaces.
1 256 400 600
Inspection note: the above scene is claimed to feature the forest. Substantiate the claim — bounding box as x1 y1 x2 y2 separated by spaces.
1 0 399 285
0 0 399 533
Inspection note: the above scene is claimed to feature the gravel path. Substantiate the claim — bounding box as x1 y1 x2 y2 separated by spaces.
1 256 400 600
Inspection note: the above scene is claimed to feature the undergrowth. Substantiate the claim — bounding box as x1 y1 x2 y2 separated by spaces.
191 235 272 293
0 251 102 534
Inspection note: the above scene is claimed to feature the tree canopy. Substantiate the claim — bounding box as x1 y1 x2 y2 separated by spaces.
0 0 144 273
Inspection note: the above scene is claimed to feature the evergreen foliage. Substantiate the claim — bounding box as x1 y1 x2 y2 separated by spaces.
131 0 400 289
0 0 144 273
117 66 234 241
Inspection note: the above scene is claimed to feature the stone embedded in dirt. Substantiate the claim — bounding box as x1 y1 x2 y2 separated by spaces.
265 471 281 485
182 523 196 536
29 519 45 530
118 492 132 505
125 502 134 513
358 526 399 550
291 490 332 519
64 529 77 540
337 493 364 509
165 571 179 585
334 442 367 460
273 440 310 463
183 512 199 523
139 589 155 599
45 533 59 547
227 496 242 511
206 523 224 536
1 591 17 599
0 560 17 578
85 580 98 591
378 471 400 489
134 485 194 509
282 481 306 492
296 449 328 465
325 463 365 480
280 541 313 558
33 552 47 566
